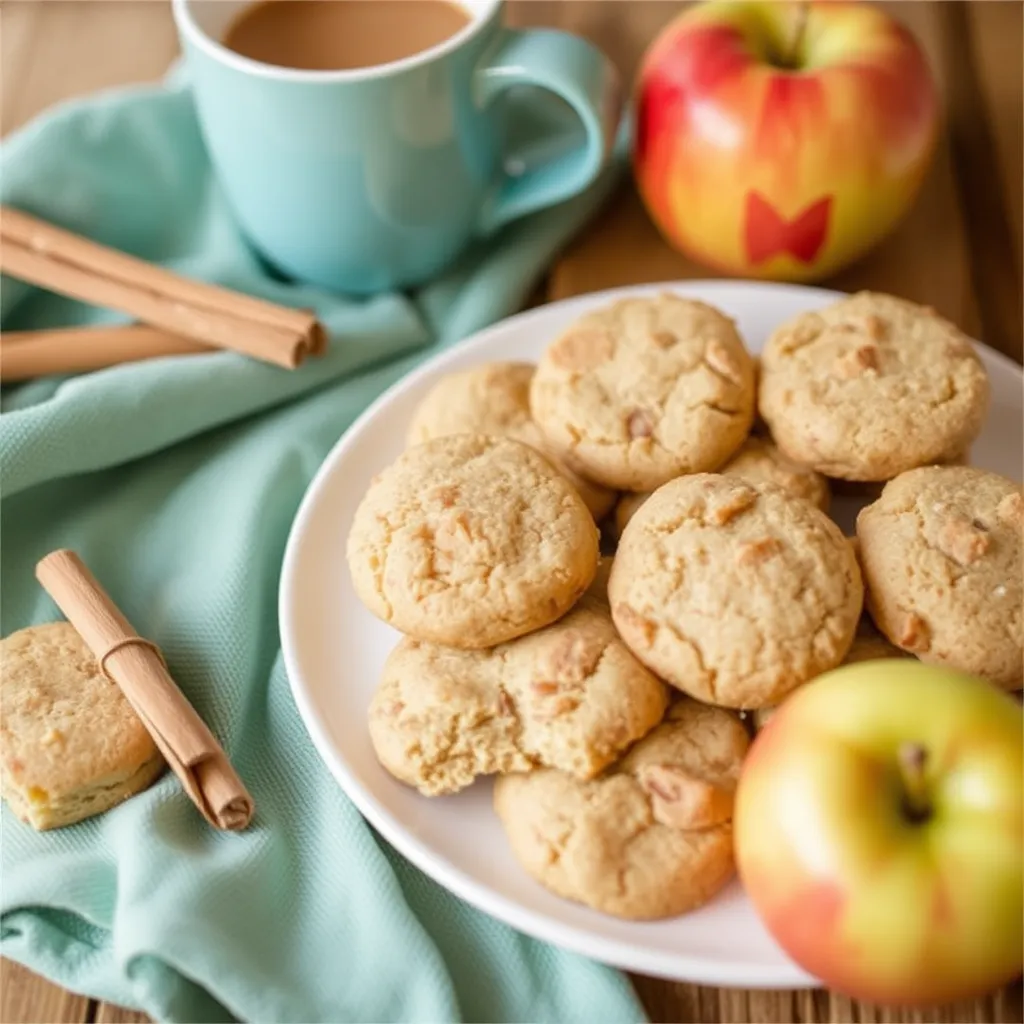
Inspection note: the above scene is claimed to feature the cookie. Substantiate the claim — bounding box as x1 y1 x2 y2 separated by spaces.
530 295 756 491
1 622 164 829
610 474 863 708
752 617 911 730
368 597 668 795
857 466 1022 689
494 698 748 920
407 362 616 520
348 435 599 648
614 436 830 535
759 292 989 481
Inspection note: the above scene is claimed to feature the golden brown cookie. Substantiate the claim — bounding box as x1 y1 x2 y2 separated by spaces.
610 474 863 708
407 362 616 520
614 436 829 535
494 699 748 920
857 466 1022 689
759 292 989 481
368 597 668 795
347 435 599 648
1 622 164 829
530 295 756 491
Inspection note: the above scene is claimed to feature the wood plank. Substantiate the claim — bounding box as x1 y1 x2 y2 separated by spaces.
942 0 1023 362
0 1 44 132
0 0 178 135
0 960 91 1024
93 1003 150 1023
508 0 678 83
826 985 1024 1024
995 981 1024 1023
631 979 1023 1023
968 0 1024 274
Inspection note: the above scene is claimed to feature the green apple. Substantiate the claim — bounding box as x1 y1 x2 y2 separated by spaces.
735 660 1023 1005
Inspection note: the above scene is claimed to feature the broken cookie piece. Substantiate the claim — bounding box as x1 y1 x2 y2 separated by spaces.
368 601 667 796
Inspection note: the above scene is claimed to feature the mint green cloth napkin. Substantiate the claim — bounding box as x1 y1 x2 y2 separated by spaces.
0 80 646 1024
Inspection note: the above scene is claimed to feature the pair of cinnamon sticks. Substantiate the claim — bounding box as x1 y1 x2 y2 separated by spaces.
1 205 326 381
37 550 254 832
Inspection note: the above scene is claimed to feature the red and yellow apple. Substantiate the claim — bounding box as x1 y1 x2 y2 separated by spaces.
634 1 938 281
735 660 1023 1005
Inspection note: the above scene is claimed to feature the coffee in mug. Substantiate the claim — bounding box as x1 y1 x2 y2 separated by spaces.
223 0 472 71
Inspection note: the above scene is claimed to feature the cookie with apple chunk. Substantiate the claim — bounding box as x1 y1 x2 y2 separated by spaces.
494 698 747 920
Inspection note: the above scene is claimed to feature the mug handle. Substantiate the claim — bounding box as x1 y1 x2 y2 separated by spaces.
473 29 622 235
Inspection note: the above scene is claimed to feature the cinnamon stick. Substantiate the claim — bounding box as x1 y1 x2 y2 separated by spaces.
1 325 211 382
35 549 254 831
1 206 325 369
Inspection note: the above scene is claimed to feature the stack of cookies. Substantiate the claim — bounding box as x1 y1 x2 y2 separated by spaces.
346 290 1022 923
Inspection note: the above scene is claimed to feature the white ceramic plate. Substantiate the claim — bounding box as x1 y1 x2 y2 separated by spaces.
279 281 1023 987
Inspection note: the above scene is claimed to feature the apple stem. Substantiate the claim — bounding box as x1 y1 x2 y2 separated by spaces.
783 3 810 70
898 742 931 823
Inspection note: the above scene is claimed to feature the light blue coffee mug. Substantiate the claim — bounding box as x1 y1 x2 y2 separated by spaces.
173 0 622 295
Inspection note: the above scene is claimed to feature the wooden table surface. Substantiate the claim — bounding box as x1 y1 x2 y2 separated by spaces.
1 1 1022 1022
